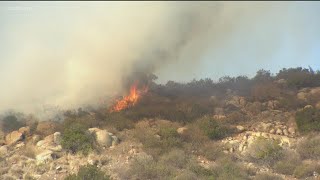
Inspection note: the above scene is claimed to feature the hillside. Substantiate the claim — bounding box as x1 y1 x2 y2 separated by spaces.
1 67 320 180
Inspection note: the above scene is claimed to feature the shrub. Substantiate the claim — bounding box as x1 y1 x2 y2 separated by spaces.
1 115 25 133
295 107 320 133
212 156 250 180
297 135 320 160
293 163 320 179
253 173 283 180
105 113 134 131
246 137 283 166
64 164 110 180
196 116 234 140
272 150 301 175
159 149 189 169
61 123 95 155
133 125 182 158
124 155 174 180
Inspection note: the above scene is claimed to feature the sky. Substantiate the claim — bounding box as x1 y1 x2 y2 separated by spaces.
0 2 320 116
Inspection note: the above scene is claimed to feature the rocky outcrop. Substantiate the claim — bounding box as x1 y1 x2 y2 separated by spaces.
36 150 55 164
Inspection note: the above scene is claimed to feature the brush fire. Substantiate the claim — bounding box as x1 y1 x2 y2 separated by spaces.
109 83 148 112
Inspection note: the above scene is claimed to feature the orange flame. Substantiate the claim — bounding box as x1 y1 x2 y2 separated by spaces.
109 84 148 112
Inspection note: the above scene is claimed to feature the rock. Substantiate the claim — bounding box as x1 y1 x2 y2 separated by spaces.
88 128 101 134
304 105 313 109
56 166 62 171
0 145 8 156
95 130 112 147
268 100 279 110
269 129 275 134
288 127 295 135
260 122 272 132
15 142 25 149
297 92 308 101
239 143 244 152
111 136 119 146
177 127 188 134
5 131 24 145
236 125 245 132
32 135 41 144
37 134 54 148
48 145 62 152
18 127 30 136
316 102 320 109
36 150 54 164
276 129 283 135
213 115 227 120
310 87 320 96
53 132 61 145
283 129 289 136
229 147 234 153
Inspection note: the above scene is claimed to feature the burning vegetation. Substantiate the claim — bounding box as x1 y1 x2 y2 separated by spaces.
109 83 148 112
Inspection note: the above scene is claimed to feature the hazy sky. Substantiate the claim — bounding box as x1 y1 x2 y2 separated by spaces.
0 2 320 115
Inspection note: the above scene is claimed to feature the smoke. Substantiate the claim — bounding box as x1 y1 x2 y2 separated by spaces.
0 2 319 118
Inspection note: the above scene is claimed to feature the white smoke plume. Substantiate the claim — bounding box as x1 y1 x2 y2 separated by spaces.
0 2 319 119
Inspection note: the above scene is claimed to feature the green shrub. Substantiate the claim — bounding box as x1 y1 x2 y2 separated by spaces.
61 123 95 155
196 116 234 140
295 107 320 133
246 137 283 166
1 115 25 133
65 164 110 180
297 135 320 160
133 125 182 158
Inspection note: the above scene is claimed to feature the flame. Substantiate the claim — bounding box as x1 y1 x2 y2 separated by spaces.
109 84 148 112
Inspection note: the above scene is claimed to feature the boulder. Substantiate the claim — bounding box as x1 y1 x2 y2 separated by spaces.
316 102 320 109
177 127 188 134
95 130 112 147
297 92 308 101
111 136 119 146
0 145 8 156
304 105 313 109
18 127 30 136
53 132 61 145
283 129 289 136
276 129 283 135
36 134 54 149
5 131 24 145
288 127 296 135
310 87 320 96
36 150 54 164
236 125 245 132
32 135 41 144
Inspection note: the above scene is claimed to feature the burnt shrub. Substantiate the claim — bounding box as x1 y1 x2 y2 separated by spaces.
65 164 110 180
295 107 320 133
1 114 25 133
